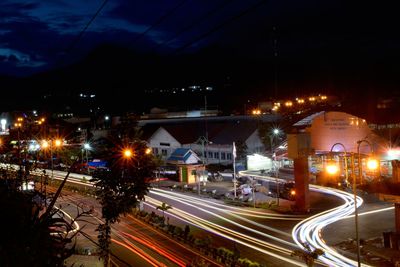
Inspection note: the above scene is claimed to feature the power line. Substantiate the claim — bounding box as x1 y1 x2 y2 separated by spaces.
150 0 234 52
130 0 188 46
65 0 109 54
170 0 269 55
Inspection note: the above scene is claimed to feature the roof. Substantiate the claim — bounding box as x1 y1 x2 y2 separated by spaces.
167 148 192 162
141 120 259 145
293 111 325 127
167 148 200 164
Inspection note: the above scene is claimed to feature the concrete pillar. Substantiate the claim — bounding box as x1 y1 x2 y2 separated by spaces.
392 160 400 183
294 156 310 213
390 232 399 250
396 203 400 234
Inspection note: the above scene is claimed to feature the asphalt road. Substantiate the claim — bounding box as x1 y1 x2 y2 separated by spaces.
52 187 222 267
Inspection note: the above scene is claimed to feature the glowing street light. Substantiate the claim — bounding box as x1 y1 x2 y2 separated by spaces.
123 149 133 158
54 139 62 147
326 163 339 175
284 101 293 107
366 158 378 171
145 148 152 155
41 140 49 149
83 143 91 150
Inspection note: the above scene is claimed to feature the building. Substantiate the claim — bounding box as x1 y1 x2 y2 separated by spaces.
290 111 393 179
140 116 271 165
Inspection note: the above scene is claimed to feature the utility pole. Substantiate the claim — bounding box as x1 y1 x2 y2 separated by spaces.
272 26 278 99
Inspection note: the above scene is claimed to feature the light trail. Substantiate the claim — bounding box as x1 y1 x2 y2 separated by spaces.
9 163 386 266
125 214 224 267
343 206 394 219
150 189 293 238
239 170 372 266
51 207 80 236
144 196 305 266
292 185 372 267
151 188 304 220
120 232 186 267
112 238 164 267
58 193 172 267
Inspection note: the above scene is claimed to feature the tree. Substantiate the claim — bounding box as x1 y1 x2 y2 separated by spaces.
92 139 156 266
156 202 172 223
183 225 191 241
0 167 87 266
291 242 324 267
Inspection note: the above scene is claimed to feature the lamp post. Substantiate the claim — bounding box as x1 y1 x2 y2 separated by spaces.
326 141 378 267
83 143 90 174
14 118 23 182
270 128 280 205
197 136 210 196
41 139 62 182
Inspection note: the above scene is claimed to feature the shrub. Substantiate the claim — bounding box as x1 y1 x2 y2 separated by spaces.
174 226 183 237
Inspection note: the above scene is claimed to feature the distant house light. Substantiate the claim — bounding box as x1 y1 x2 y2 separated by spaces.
90 94 96 98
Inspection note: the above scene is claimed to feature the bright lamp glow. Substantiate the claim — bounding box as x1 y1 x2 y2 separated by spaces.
145 148 151 154
123 149 133 158
54 139 62 147
367 158 378 170
83 143 91 150
326 164 339 175
41 140 49 149
273 129 279 135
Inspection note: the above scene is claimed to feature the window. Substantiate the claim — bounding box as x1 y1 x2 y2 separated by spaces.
221 152 226 160
152 148 159 155
208 151 213 158
227 153 232 160
214 152 219 159
160 142 170 146
161 149 167 156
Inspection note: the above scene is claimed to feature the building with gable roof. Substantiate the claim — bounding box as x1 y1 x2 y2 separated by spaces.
140 117 267 165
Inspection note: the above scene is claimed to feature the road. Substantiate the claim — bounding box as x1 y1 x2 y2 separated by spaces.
7 164 396 266
147 188 306 266
49 186 222 267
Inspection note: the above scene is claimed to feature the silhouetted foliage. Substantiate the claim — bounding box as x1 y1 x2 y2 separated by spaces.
0 183 76 266
92 138 156 266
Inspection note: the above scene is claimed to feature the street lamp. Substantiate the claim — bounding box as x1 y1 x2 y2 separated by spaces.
123 148 133 158
354 140 378 266
270 128 280 205
326 141 378 267
41 139 63 182
83 143 91 173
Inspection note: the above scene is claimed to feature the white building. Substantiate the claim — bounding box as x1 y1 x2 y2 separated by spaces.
142 120 265 165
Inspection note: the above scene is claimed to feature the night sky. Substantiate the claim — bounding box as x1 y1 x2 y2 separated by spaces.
0 1 399 111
